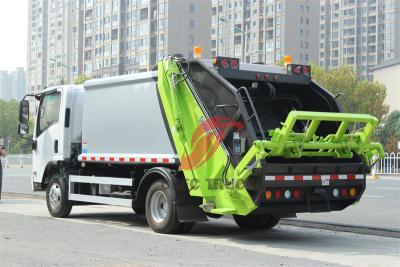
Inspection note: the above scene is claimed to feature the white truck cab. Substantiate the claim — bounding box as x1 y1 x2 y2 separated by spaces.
30 85 84 190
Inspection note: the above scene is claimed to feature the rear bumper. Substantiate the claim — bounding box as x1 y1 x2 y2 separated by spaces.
244 171 366 215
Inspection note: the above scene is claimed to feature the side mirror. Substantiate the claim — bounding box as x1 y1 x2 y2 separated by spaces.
19 100 30 124
18 122 29 136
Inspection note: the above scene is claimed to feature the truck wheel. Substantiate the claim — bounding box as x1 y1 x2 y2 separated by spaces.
145 180 181 234
46 175 73 218
233 214 280 230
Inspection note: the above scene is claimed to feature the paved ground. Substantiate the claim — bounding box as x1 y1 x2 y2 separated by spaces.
0 197 399 267
2 168 399 230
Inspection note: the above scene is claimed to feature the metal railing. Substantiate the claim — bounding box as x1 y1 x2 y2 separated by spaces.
373 152 400 175
1 154 32 168
1 152 399 175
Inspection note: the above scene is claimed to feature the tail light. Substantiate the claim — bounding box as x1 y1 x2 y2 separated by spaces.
230 58 239 69
213 57 240 69
293 189 301 199
284 190 291 199
221 58 229 68
274 190 282 199
341 188 348 197
303 66 310 76
349 187 357 197
288 64 311 76
265 190 272 200
332 188 340 198
293 65 302 75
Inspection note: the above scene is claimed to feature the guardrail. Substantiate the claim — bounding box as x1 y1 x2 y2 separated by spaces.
373 152 400 175
1 154 32 168
1 153 399 174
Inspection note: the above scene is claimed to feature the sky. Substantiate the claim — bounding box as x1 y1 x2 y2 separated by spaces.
0 0 28 71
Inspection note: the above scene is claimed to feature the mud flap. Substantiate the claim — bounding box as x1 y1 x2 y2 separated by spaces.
175 203 208 222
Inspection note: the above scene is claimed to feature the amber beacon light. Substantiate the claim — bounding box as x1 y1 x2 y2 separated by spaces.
194 46 202 59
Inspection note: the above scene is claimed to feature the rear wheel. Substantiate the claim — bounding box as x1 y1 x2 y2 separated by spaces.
46 175 73 218
233 214 280 230
145 180 181 234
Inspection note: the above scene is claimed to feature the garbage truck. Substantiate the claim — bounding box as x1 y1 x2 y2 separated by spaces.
18 54 384 234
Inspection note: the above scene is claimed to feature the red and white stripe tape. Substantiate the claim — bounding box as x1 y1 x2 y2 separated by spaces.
265 174 364 181
78 154 177 164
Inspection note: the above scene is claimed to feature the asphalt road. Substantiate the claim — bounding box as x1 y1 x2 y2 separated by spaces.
2 168 400 230
1 197 399 267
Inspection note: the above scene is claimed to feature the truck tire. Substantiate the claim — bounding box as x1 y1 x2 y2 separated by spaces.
145 180 181 234
46 175 73 218
233 214 280 230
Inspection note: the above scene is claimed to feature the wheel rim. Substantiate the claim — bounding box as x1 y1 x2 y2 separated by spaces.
49 183 62 210
150 191 168 223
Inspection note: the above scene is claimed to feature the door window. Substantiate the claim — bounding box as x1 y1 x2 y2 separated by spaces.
37 92 61 137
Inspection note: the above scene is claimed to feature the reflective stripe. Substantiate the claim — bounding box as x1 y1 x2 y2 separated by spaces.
265 174 364 181
79 153 178 164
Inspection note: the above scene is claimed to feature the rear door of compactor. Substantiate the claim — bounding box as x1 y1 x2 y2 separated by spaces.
186 60 374 214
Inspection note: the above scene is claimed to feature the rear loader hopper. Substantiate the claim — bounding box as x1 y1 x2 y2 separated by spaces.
157 56 383 223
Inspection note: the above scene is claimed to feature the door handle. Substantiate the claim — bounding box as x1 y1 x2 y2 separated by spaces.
32 140 37 150
54 140 58 153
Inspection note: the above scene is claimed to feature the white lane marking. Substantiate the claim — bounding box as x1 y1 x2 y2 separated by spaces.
363 195 384 198
376 187 400 191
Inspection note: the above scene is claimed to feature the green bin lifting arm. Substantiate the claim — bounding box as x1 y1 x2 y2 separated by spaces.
234 111 384 181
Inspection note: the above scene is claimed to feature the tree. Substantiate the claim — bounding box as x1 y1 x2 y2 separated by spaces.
73 75 92 85
378 110 400 152
311 64 389 122
0 99 33 154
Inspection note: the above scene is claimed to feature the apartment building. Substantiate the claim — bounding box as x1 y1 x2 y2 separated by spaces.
27 0 211 90
0 68 27 101
0 71 11 101
320 0 400 80
78 0 211 79
10 68 28 101
47 0 70 87
27 0 48 94
211 0 320 65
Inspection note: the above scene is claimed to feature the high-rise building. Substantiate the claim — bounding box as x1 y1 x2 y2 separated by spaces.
319 0 400 80
47 0 71 87
28 0 211 89
10 68 28 101
0 68 27 101
27 0 48 94
77 0 211 79
211 0 320 65
0 71 11 101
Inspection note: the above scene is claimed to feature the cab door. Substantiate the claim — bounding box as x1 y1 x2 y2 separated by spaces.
32 90 62 186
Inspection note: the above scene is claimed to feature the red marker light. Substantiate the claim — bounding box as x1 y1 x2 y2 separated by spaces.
293 189 301 199
264 74 270 80
273 74 279 81
274 190 282 199
230 59 239 69
255 73 261 80
303 66 310 75
341 188 348 197
293 65 302 75
221 58 229 68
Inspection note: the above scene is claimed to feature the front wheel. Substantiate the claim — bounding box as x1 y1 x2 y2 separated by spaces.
46 175 73 218
233 214 280 230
